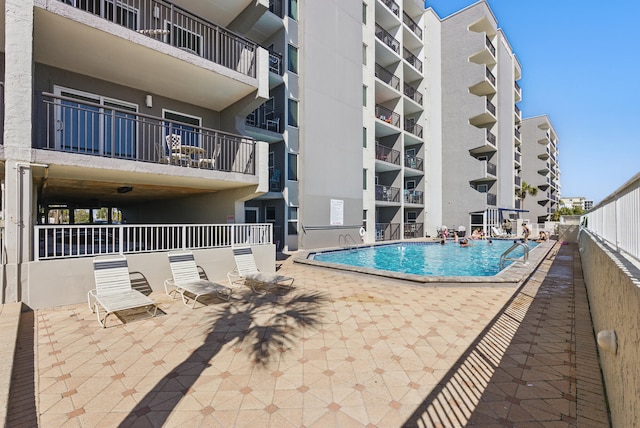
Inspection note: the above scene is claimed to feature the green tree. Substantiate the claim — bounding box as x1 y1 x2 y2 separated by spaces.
515 181 538 210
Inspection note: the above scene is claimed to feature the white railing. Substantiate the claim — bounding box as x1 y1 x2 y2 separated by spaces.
584 173 640 262
34 223 272 261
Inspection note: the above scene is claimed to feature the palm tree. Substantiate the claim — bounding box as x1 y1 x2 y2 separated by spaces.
516 181 538 210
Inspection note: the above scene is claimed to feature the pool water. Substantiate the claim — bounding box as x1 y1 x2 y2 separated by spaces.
311 240 539 277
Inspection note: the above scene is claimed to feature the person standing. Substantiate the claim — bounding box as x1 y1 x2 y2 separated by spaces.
522 222 531 241
502 219 512 235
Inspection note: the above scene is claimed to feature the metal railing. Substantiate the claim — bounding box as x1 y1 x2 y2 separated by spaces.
268 51 283 75
487 192 497 206
375 104 400 127
499 241 529 270
486 67 496 86
583 173 640 262
404 155 423 170
404 83 423 105
380 0 400 17
486 129 496 146
375 185 400 203
514 80 521 94
375 64 400 91
404 190 423 205
404 48 423 72
404 222 423 239
515 152 521 163
375 222 400 241
403 12 422 39
58 0 257 77
375 143 400 165
35 223 272 261
515 104 522 118
486 98 496 116
269 0 284 18
515 128 521 140
37 92 255 174
404 120 423 138
486 161 497 176
246 104 282 133
485 35 496 56
375 24 400 54
515 175 521 186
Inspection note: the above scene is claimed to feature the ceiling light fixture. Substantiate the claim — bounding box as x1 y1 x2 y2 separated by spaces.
117 186 133 194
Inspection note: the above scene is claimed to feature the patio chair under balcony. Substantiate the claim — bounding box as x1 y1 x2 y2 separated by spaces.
88 256 158 328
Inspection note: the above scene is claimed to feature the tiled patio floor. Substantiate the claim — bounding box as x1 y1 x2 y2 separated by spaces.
10 242 609 427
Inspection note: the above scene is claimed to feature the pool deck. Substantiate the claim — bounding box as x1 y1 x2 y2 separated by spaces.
3 241 610 427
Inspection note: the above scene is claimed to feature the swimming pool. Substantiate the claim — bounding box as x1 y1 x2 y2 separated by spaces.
309 240 539 277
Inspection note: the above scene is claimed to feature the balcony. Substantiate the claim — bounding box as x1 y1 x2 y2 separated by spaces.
375 24 400 54
404 154 423 171
268 0 284 18
403 48 423 72
515 175 522 187
404 190 423 205
486 129 496 147
375 64 400 91
246 104 282 134
469 98 497 127
402 12 422 39
375 185 400 203
469 67 497 96
36 92 255 175
515 127 521 141
514 80 522 101
404 83 423 105
486 35 496 57
375 222 400 241
515 104 522 122
404 222 423 239
471 160 497 183
375 143 401 166
56 0 258 78
404 120 423 138
268 51 283 75
379 0 400 17
514 152 521 163
375 105 400 127
487 192 497 206
469 34 497 66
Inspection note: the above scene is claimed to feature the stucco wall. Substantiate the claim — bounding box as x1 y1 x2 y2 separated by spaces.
24 245 275 309
557 224 579 244
579 231 640 428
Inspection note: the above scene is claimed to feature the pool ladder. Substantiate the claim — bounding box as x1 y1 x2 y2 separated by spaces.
499 241 530 270
339 234 358 251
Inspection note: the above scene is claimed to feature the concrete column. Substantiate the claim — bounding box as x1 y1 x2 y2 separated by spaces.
3 0 36 302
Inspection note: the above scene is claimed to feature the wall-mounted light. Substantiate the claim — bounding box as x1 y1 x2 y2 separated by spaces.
145 95 153 108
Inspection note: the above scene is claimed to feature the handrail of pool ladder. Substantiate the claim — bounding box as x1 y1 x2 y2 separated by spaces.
499 241 530 270
339 234 358 251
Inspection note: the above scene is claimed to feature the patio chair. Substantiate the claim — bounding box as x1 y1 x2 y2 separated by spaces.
165 251 233 308
491 226 507 238
165 133 190 166
88 256 158 328
228 247 294 293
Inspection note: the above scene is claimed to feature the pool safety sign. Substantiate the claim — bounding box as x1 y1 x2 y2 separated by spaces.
330 199 344 226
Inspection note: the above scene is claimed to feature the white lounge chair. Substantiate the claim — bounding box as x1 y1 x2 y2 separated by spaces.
228 247 294 293
165 251 233 307
491 226 507 238
88 256 158 328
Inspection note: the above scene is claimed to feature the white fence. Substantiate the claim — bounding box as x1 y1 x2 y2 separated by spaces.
584 173 640 263
34 223 273 261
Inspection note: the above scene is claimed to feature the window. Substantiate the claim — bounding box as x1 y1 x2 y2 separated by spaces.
265 206 276 222
288 153 298 181
288 0 298 20
477 184 488 193
405 180 416 190
363 169 367 190
362 2 367 24
362 127 367 147
407 211 417 223
288 206 298 235
288 44 298 74
288 99 298 127
163 110 202 148
363 85 367 106
362 44 367 65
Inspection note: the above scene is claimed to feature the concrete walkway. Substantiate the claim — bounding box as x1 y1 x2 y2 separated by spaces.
3 242 610 426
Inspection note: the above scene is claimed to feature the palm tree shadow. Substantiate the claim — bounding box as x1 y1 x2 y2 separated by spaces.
119 288 329 427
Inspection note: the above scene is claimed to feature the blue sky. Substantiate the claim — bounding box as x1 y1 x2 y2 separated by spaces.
425 0 640 204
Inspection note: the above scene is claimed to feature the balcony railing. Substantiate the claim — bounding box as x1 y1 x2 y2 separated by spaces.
515 128 521 140
35 223 272 261
403 12 422 39
375 104 400 127
515 104 521 118
515 152 521 163
246 104 283 133
515 199 521 209
486 161 497 176
375 222 400 241
404 190 423 204
486 98 496 116
268 51 283 75
486 67 496 86
404 222 423 239
404 48 423 72
375 143 400 166
36 92 255 174
485 35 496 56
375 185 400 203
486 129 496 146
380 0 400 17
404 155 423 170
268 0 284 18
404 83 423 105
58 0 257 77
487 192 497 206
514 80 521 95
404 120 423 138
515 175 521 186
375 24 400 54
375 64 400 91
0 82 3 146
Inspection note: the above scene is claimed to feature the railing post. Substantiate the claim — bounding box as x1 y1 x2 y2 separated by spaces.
33 227 39 262
182 225 187 250
119 225 124 255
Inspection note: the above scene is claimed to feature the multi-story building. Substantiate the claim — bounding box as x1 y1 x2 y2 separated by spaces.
520 115 561 223
439 1 523 232
560 197 592 212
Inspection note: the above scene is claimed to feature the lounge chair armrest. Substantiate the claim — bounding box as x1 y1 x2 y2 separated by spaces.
87 289 97 312
164 278 177 296
227 270 243 287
